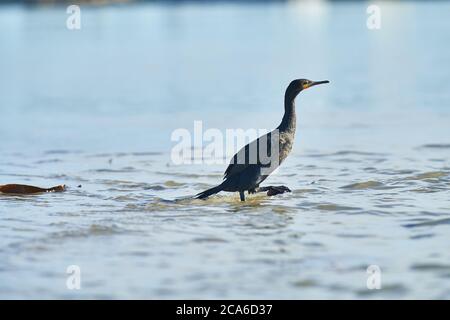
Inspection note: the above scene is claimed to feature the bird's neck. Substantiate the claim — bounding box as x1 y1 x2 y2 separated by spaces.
278 92 297 133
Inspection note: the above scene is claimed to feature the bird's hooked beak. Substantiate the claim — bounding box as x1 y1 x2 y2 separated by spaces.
303 80 330 90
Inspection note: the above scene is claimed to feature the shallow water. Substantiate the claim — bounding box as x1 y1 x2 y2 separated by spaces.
1 1 450 299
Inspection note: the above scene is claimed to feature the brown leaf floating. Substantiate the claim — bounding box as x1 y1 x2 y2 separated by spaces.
0 184 66 195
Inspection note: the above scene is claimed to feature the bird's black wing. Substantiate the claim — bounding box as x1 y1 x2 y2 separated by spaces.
223 132 275 180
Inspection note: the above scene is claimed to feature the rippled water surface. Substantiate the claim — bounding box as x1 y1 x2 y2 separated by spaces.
1 1 450 299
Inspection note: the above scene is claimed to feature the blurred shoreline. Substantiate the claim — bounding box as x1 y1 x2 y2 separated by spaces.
3 0 290 5
1 0 419 7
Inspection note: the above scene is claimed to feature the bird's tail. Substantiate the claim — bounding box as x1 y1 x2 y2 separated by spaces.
195 183 224 199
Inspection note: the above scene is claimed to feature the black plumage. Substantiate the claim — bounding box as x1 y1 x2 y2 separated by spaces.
196 79 329 201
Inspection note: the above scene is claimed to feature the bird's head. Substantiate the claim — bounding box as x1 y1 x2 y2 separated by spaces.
287 79 330 96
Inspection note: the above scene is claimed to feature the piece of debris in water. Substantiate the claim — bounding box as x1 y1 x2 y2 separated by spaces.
0 184 66 195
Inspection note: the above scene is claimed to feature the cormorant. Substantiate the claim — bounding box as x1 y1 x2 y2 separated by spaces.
195 79 329 201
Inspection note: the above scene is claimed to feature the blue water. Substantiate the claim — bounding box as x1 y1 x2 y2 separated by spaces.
1 1 450 299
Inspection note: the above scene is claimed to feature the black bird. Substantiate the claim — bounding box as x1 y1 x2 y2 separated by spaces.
196 79 329 201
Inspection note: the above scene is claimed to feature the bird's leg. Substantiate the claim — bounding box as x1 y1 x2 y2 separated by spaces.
257 185 291 196
239 191 245 202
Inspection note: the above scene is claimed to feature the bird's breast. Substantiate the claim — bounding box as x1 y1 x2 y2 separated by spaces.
278 131 295 163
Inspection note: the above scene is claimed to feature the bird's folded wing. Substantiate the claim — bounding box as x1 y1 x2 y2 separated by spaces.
223 134 274 179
